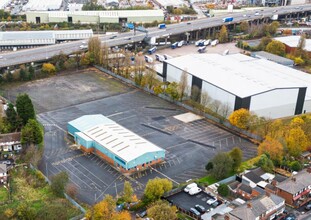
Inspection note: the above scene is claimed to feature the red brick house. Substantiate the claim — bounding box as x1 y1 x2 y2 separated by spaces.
276 169 311 208
274 36 311 57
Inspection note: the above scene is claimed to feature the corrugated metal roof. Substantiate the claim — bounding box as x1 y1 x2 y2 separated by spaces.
69 115 165 163
0 31 53 40
274 35 311 51
252 51 294 66
68 114 114 132
84 122 164 162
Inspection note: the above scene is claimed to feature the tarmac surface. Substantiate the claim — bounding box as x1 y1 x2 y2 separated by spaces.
4 69 257 205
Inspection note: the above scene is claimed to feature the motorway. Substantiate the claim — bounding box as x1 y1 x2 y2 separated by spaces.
0 4 311 68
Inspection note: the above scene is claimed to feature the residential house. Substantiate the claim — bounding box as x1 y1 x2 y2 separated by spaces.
0 132 22 152
276 169 311 208
229 181 260 200
0 164 7 184
229 194 285 220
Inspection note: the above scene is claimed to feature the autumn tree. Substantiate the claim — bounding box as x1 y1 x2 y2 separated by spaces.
265 40 286 56
66 183 78 199
41 63 56 75
240 21 249 33
85 195 131 220
144 66 158 90
16 93 36 125
268 21 280 35
266 119 284 139
200 91 211 112
257 37 272 51
190 85 200 103
122 181 133 203
258 136 283 163
219 25 228 43
147 200 177 220
178 69 188 101
144 178 172 203
88 36 102 65
286 127 308 157
134 57 146 86
228 108 251 130
166 82 180 101
229 147 243 171
102 43 110 69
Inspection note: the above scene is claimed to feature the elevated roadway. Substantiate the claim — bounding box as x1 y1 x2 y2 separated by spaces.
0 4 311 68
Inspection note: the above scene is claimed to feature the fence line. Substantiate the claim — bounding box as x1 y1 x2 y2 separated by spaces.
94 65 262 143
29 163 86 214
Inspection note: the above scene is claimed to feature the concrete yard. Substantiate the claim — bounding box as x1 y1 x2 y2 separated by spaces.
4 68 257 205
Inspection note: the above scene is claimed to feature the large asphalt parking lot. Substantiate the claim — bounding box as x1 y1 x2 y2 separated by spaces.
4 69 257 205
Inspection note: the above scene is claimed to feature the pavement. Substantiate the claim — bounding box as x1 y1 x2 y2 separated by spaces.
4 69 257 205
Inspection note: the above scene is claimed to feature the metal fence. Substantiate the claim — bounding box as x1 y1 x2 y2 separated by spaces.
94 65 263 143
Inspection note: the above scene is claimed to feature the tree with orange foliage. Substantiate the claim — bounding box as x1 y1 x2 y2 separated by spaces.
258 136 283 163
85 195 131 220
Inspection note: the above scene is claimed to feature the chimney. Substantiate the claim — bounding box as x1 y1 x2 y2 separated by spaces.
266 191 271 197
271 180 277 186
292 177 296 182
247 203 252 209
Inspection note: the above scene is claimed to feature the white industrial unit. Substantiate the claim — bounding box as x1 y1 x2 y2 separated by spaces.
162 53 311 119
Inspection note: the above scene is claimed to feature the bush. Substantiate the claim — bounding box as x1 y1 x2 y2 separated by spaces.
217 184 229 197
290 161 302 171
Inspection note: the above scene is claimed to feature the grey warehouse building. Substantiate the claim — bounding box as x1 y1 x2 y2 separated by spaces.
26 10 164 24
161 53 311 119
0 29 93 49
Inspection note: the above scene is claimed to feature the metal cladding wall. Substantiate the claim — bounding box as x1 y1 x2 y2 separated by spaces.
164 63 307 119
249 88 300 118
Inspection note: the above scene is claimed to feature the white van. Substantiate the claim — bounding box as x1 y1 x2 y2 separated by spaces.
184 183 197 193
189 187 202 195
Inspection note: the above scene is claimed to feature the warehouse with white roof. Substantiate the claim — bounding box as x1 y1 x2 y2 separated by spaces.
162 53 311 119
0 29 93 49
26 10 164 24
67 115 165 173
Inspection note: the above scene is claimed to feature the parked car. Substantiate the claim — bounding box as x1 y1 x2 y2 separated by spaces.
195 204 206 213
136 210 147 218
109 35 117 39
190 207 201 216
305 203 311 210
284 213 296 220
211 201 219 208
206 197 217 205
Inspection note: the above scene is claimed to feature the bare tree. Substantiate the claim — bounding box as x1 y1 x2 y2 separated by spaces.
101 43 110 69
134 56 146 86
200 91 211 113
178 69 188 101
210 100 222 114
219 102 232 119
144 64 157 90
191 85 201 103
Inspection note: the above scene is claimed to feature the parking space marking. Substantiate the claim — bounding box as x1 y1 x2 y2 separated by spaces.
51 164 83 190
61 162 103 190
72 158 109 187
51 153 85 166
150 166 179 185
96 173 123 202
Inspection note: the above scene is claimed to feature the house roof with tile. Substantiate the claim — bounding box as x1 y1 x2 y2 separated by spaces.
277 169 311 195
239 184 253 194
228 181 240 191
0 132 21 146
229 194 284 219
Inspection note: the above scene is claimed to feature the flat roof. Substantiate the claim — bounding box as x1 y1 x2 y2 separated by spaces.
252 51 294 66
0 30 93 41
274 35 311 51
27 10 164 18
165 53 310 98
156 0 184 7
69 115 165 162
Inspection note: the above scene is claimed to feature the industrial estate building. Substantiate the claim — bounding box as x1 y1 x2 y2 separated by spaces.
274 35 311 56
26 10 164 24
0 29 93 49
67 115 165 173
161 53 311 119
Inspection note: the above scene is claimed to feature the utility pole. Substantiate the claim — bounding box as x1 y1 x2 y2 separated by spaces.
115 182 118 199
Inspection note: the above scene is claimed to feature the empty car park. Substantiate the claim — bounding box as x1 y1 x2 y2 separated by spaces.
3 69 257 204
